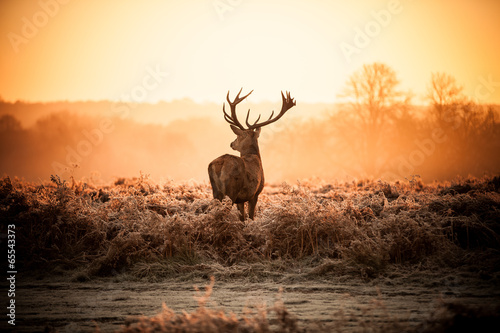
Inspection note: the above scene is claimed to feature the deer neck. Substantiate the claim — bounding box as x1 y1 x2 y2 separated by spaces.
240 141 261 159
240 142 264 182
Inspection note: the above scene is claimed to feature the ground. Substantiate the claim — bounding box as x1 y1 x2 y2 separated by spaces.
10 263 500 332
1 176 500 332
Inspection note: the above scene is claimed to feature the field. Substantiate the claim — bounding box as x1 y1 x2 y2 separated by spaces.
2 175 500 332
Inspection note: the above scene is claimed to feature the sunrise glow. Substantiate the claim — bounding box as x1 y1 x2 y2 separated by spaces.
1 0 499 105
3 3 500 331
1 0 500 184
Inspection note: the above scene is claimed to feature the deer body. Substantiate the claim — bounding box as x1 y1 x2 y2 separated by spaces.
208 89 295 221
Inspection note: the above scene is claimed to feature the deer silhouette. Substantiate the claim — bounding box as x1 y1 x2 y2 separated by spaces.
208 89 296 221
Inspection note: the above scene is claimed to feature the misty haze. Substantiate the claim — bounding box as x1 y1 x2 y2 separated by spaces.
2 1 500 332
1 68 499 184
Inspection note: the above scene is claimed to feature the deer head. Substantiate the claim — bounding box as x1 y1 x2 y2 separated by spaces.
229 125 261 154
223 88 296 156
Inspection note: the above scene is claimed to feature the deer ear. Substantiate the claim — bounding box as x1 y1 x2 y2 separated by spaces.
254 127 261 138
230 125 243 135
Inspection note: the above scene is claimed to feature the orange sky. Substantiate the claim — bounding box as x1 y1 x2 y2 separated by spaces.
1 0 500 105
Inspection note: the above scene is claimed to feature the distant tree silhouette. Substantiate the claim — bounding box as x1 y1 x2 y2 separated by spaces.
426 72 465 128
425 73 499 177
0 114 22 132
335 62 411 177
427 72 464 104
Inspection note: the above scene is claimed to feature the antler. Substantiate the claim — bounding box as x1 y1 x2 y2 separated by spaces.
246 91 296 130
223 88 253 130
222 89 296 130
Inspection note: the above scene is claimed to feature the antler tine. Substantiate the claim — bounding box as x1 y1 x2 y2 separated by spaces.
245 109 261 128
282 91 293 104
246 91 296 130
223 88 253 129
228 88 253 105
223 104 237 126
267 110 275 121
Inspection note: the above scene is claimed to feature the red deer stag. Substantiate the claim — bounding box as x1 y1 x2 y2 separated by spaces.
208 89 296 221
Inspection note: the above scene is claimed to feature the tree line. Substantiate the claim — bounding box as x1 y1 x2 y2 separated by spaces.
265 63 499 182
1 62 499 183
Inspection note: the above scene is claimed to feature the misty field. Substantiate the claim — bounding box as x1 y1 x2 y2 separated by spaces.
2 175 500 332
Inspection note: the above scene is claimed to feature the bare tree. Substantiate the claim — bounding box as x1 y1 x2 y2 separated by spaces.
335 62 411 177
426 72 465 128
426 72 499 176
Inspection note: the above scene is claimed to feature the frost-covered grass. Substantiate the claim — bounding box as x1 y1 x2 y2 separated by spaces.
3 175 500 332
2 174 499 281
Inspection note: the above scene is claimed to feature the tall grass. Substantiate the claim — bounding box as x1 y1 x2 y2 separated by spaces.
1 175 499 279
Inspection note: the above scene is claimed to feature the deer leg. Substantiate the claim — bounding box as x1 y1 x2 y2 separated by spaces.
248 196 258 220
237 203 245 221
